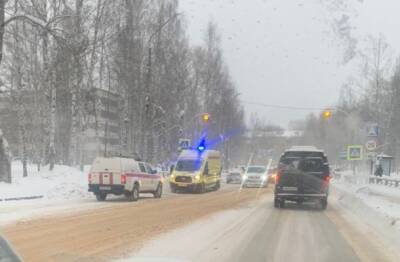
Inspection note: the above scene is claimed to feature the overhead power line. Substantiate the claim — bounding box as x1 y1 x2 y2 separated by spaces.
241 100 329 111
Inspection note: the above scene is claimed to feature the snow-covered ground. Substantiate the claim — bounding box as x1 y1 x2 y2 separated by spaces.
332 172 400 244
0 162 91 200
0 162 95 225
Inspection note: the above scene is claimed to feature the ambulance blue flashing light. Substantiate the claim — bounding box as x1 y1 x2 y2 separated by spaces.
197 139 206 152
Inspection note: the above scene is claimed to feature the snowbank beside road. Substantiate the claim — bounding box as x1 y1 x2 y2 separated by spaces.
0 162 94 225
332 179 400 243
0 162 90 201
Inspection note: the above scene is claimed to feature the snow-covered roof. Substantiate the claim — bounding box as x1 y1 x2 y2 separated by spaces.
286 146 324 153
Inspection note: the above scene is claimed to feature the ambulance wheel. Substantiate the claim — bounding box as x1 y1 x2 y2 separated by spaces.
199 183 206 194
96 192 107 201
214 181 220 191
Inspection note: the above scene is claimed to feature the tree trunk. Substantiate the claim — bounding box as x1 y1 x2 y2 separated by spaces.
0 0 5 65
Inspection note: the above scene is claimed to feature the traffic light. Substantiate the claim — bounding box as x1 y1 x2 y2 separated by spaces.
322 110 332 120
201 113 210 123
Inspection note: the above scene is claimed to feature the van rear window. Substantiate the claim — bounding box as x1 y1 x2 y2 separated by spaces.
283 151 324 158
279 157 327 173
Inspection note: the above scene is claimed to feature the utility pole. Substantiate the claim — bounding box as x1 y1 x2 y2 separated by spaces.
144 13 181 162
104 67 111 157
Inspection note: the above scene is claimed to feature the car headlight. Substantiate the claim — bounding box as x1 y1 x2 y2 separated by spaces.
194 175 200 180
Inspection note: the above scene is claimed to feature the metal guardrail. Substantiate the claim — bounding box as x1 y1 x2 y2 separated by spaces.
369 176 400 187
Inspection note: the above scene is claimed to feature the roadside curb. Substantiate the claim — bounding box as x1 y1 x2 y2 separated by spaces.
0 195 43 202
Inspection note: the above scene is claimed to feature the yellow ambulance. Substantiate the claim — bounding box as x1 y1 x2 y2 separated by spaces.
169 150 222 193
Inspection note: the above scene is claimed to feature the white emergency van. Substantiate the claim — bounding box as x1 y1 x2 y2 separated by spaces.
88 157 163 201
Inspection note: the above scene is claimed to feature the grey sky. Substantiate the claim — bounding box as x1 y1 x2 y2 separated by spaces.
179 0 400 128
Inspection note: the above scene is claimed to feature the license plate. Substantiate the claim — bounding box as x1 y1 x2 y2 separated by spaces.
99 186 111 190
177 183 188 187
283 186 298 191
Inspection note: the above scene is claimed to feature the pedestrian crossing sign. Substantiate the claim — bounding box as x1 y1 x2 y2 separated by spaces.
366 123 379 137
347 145 363 161
178 139 191 151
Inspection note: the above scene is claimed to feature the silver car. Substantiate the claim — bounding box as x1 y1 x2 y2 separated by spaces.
242 166 268 188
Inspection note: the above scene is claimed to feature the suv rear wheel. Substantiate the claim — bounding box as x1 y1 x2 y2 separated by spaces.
274 198 285 208
96 192 107 201
274 198 279 208
320 198 328 210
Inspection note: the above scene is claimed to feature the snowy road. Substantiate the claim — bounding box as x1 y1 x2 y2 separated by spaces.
133 188 400 262
1 182 263 261
0 180 239 226
2 182 400 262
232 202 364 262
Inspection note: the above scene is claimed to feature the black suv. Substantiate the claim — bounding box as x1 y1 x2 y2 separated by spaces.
274 146 330 210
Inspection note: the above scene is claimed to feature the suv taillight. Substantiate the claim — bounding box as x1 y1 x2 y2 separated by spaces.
275 170 282 185
121 175 127 185
88 173 92 184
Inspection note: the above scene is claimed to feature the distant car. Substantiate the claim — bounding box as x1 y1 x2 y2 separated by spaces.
0 235 21 262
242 165 268 187
88 157 163 201
226 169 243 184
274 146 330 209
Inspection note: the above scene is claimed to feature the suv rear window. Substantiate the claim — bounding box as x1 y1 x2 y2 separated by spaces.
283 151 325 158
279 156 328 173
299 158 325 172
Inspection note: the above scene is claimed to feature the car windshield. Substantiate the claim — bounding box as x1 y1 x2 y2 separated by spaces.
247 167 266 173
175 160 202 172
